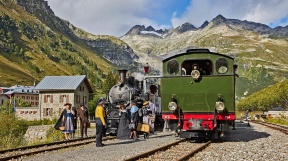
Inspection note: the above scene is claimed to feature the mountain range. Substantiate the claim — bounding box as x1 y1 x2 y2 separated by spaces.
121 15 288 99
0 0 288 99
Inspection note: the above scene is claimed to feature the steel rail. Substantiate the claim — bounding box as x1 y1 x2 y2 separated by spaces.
251 121 288 135
123 139 185 161
0 136 115 161
0 136 96 154
176 140 213 161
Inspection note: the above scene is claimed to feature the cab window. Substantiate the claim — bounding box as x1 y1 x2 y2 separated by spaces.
216 58 228 74
181 59 213 76
167 59 179 75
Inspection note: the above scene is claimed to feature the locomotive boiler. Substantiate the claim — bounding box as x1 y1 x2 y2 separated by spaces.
105 69 162 134
105 69 140 134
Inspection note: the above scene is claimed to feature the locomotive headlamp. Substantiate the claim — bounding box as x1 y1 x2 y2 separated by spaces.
168 102 177 111
215 94 225 112
215 101 225 112
191 70 200 80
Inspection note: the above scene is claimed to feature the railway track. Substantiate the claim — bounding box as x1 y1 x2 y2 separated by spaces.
124 139 212 161
0 136 115 161
250 121 288 135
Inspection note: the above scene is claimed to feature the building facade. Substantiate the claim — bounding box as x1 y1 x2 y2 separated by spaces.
35 75 93 120
4 85 39 120
0 87 9 105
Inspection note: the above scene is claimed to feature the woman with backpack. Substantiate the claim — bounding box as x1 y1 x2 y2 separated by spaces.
129 100 139 140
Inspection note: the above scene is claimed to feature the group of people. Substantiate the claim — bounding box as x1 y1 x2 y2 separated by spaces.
54 103 89 140
55 97 157 147
117 99 157 141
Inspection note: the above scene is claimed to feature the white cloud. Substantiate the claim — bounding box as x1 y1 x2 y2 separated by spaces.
171 0 288 28
46 0 288 37
47 0 168 37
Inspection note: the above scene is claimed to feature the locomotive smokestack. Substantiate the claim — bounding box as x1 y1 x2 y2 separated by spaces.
118 69 128 84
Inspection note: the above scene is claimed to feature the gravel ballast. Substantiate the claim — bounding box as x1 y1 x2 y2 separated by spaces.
23 133 176 161
190 121 288 161
24 121 288 161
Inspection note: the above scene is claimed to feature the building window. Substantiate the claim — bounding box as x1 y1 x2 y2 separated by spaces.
36 97 39 100
60 95 69 103
47 95 50 103
83 96 87 103
31 102 34 105
22 96 25 99
31 96 34 100
76 95 81 103
44 95 53 103
43 108 53 116
26 96 30 100
35 102 38 106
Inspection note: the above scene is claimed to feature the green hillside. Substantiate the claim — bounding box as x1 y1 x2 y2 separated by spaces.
0 0 115 89
236 79 288 111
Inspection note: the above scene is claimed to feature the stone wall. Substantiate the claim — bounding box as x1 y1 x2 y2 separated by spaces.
24 125 52 143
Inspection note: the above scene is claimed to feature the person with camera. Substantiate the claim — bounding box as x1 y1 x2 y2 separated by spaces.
95 97 106 147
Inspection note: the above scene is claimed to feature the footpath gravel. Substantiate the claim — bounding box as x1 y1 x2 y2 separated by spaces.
23 132 176 161
190 121 288 161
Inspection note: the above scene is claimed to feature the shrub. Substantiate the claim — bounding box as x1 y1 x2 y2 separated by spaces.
46 126 65 142
0 114 29 150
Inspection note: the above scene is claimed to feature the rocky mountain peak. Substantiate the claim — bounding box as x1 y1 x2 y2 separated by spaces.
124 25 146 35
15 0 78 41
200 20 209 29
211 14 227 26
146 25 155 31
175 22 197 33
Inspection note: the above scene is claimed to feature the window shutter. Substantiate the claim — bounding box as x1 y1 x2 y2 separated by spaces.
50 108 53 116
44 95 47 103
43 108 46 116
59 95 62 103
66 95 69 103
50 95 53 103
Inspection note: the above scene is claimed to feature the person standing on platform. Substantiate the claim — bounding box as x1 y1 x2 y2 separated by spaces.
54 103 75 140
71 106 78 139
129 100 139 140
77 103 89 138
148 100 157 133
116 104 130 140
95 97 106 147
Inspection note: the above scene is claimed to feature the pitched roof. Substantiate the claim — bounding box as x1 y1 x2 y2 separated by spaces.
4 85 38 95
35 75 93 93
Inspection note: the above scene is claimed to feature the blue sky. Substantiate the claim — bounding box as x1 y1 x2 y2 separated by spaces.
47 0 288 37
